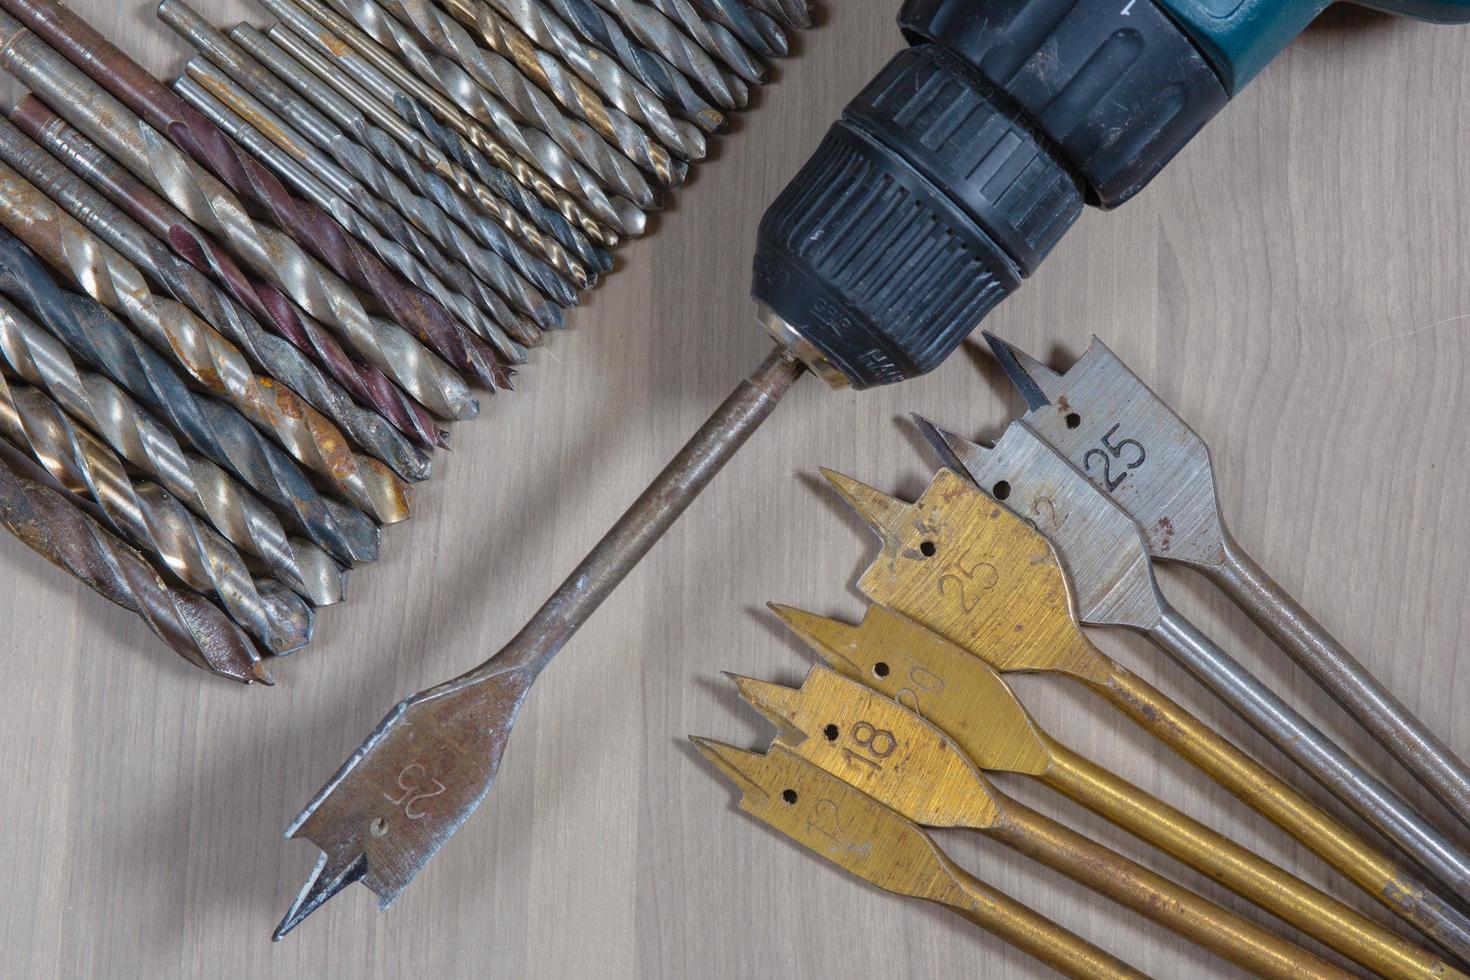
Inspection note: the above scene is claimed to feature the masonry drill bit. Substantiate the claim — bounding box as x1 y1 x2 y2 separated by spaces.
686 0 786 58
0 173 413 525
256 0 612 269
641 0 767 82
0 373 313 653
984 334 1470 844
755 616 1470 978
919 415 1470 911
315 0 651 228
174 71 537 361
463 0 710 155
162 9 573 323
0 114 434 482
589 0 745 106
820 466 1470 907
0 0 509 393
707 721 1347 979
0 297 348 602
0 30 482 422
744 0 809 30
0 449 271 683
689 739 1146 980
537 0 730 125
0 246 381 567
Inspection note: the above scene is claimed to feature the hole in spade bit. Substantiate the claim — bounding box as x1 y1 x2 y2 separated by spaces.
919 540 936 557
781 789 798 805
823 724 839 741
873 662 890 678
370 817 389 837
1065 412 1081 429
992 480 1011 501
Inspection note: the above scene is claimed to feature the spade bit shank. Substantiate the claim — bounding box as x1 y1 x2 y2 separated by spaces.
275 348 804 937
985 333 1470 839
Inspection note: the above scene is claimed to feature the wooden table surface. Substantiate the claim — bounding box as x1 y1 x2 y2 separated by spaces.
1 2 1468 977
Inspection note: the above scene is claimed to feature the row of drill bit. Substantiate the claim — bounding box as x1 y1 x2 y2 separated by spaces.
0 0 811 680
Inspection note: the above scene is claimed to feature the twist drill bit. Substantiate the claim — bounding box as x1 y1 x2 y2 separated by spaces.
0 1 509 393
0 247 381 567
237 22 595 294
689 738 1147 980
162 8 575 321
313 0 650 230
698 737 1347 980
821 466 1470 907
463 0 710 155
920 415 1470 911
641 0 767 82
774 603 1470 970
0 450 270 683
0 30 481 423
588 0 744 106
536 0 730 126
0 170 413 525
0 114 434 482
985 335 1470 854
380 0 678 194
745 0 809 30
266 0 622 252
0 297 348 603
0 373 314 653
174 71 538 361
686 0 786 58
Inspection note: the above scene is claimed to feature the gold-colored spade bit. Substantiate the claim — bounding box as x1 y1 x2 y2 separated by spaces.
749 611 1465 980
710 677 1350 979
690 739 1146 980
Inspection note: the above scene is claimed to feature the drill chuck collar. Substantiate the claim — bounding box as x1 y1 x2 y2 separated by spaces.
753 0 1228 389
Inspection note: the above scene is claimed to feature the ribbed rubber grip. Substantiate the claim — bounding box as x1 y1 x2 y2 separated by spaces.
753 45 1081 389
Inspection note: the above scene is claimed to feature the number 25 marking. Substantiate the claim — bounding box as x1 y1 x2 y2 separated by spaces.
1083 423 1146 493
937 556 998 613
384 763 446 820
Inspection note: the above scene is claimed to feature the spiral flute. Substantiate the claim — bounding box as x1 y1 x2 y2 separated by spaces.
0 113 433 483
538 0 729 126
589 0 743 107
467 0 711 154
640 0 766 83
0 243 382 567
0 452 269 683
175 72 537 362
0 373 313 653
0 166 413 525
686 0 786 58
0 27 479 422
385 0 678 194
745 0 809 30
0 297 347 604
238 22 595 293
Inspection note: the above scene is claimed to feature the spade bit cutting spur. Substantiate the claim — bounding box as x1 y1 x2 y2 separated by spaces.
984 333 1470 839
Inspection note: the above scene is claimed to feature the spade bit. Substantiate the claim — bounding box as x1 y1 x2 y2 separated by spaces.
984 333 1470 840
915 416 1470 908
765 604 1470 974
689 739 1146 980
715 672 1350 979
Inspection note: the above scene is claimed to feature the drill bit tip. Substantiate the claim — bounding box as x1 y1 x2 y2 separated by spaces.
818 468 907 536
765 602 860 669
980 331 1059 411
909 414 988 475
272 849 369 941
688 734 767 797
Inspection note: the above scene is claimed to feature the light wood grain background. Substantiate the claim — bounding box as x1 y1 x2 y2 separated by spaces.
0 2 1468 977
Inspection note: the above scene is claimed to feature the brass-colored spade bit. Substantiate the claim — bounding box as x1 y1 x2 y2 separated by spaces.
718 670 1350 980
689 739 1146 980
761 607 1468 979
915 416 1470 921
983 333 1470 841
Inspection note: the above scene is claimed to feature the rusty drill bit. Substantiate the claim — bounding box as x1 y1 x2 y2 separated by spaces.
0 113 435 482
262 0 621 253
0 373 314 652
687 0 786 58
0 165 413 525
0 450 269 683
745 0 809 30
0 242 382 567
162 8 575 321
461 0 710 155
0 296 348 603
642 0 768 82
173 70 538 360
8 98 456 445
236 23 595 295
588 0 745 106
383 0 681 193
0 30 481 423
535 0 729 128
0 1 509 393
